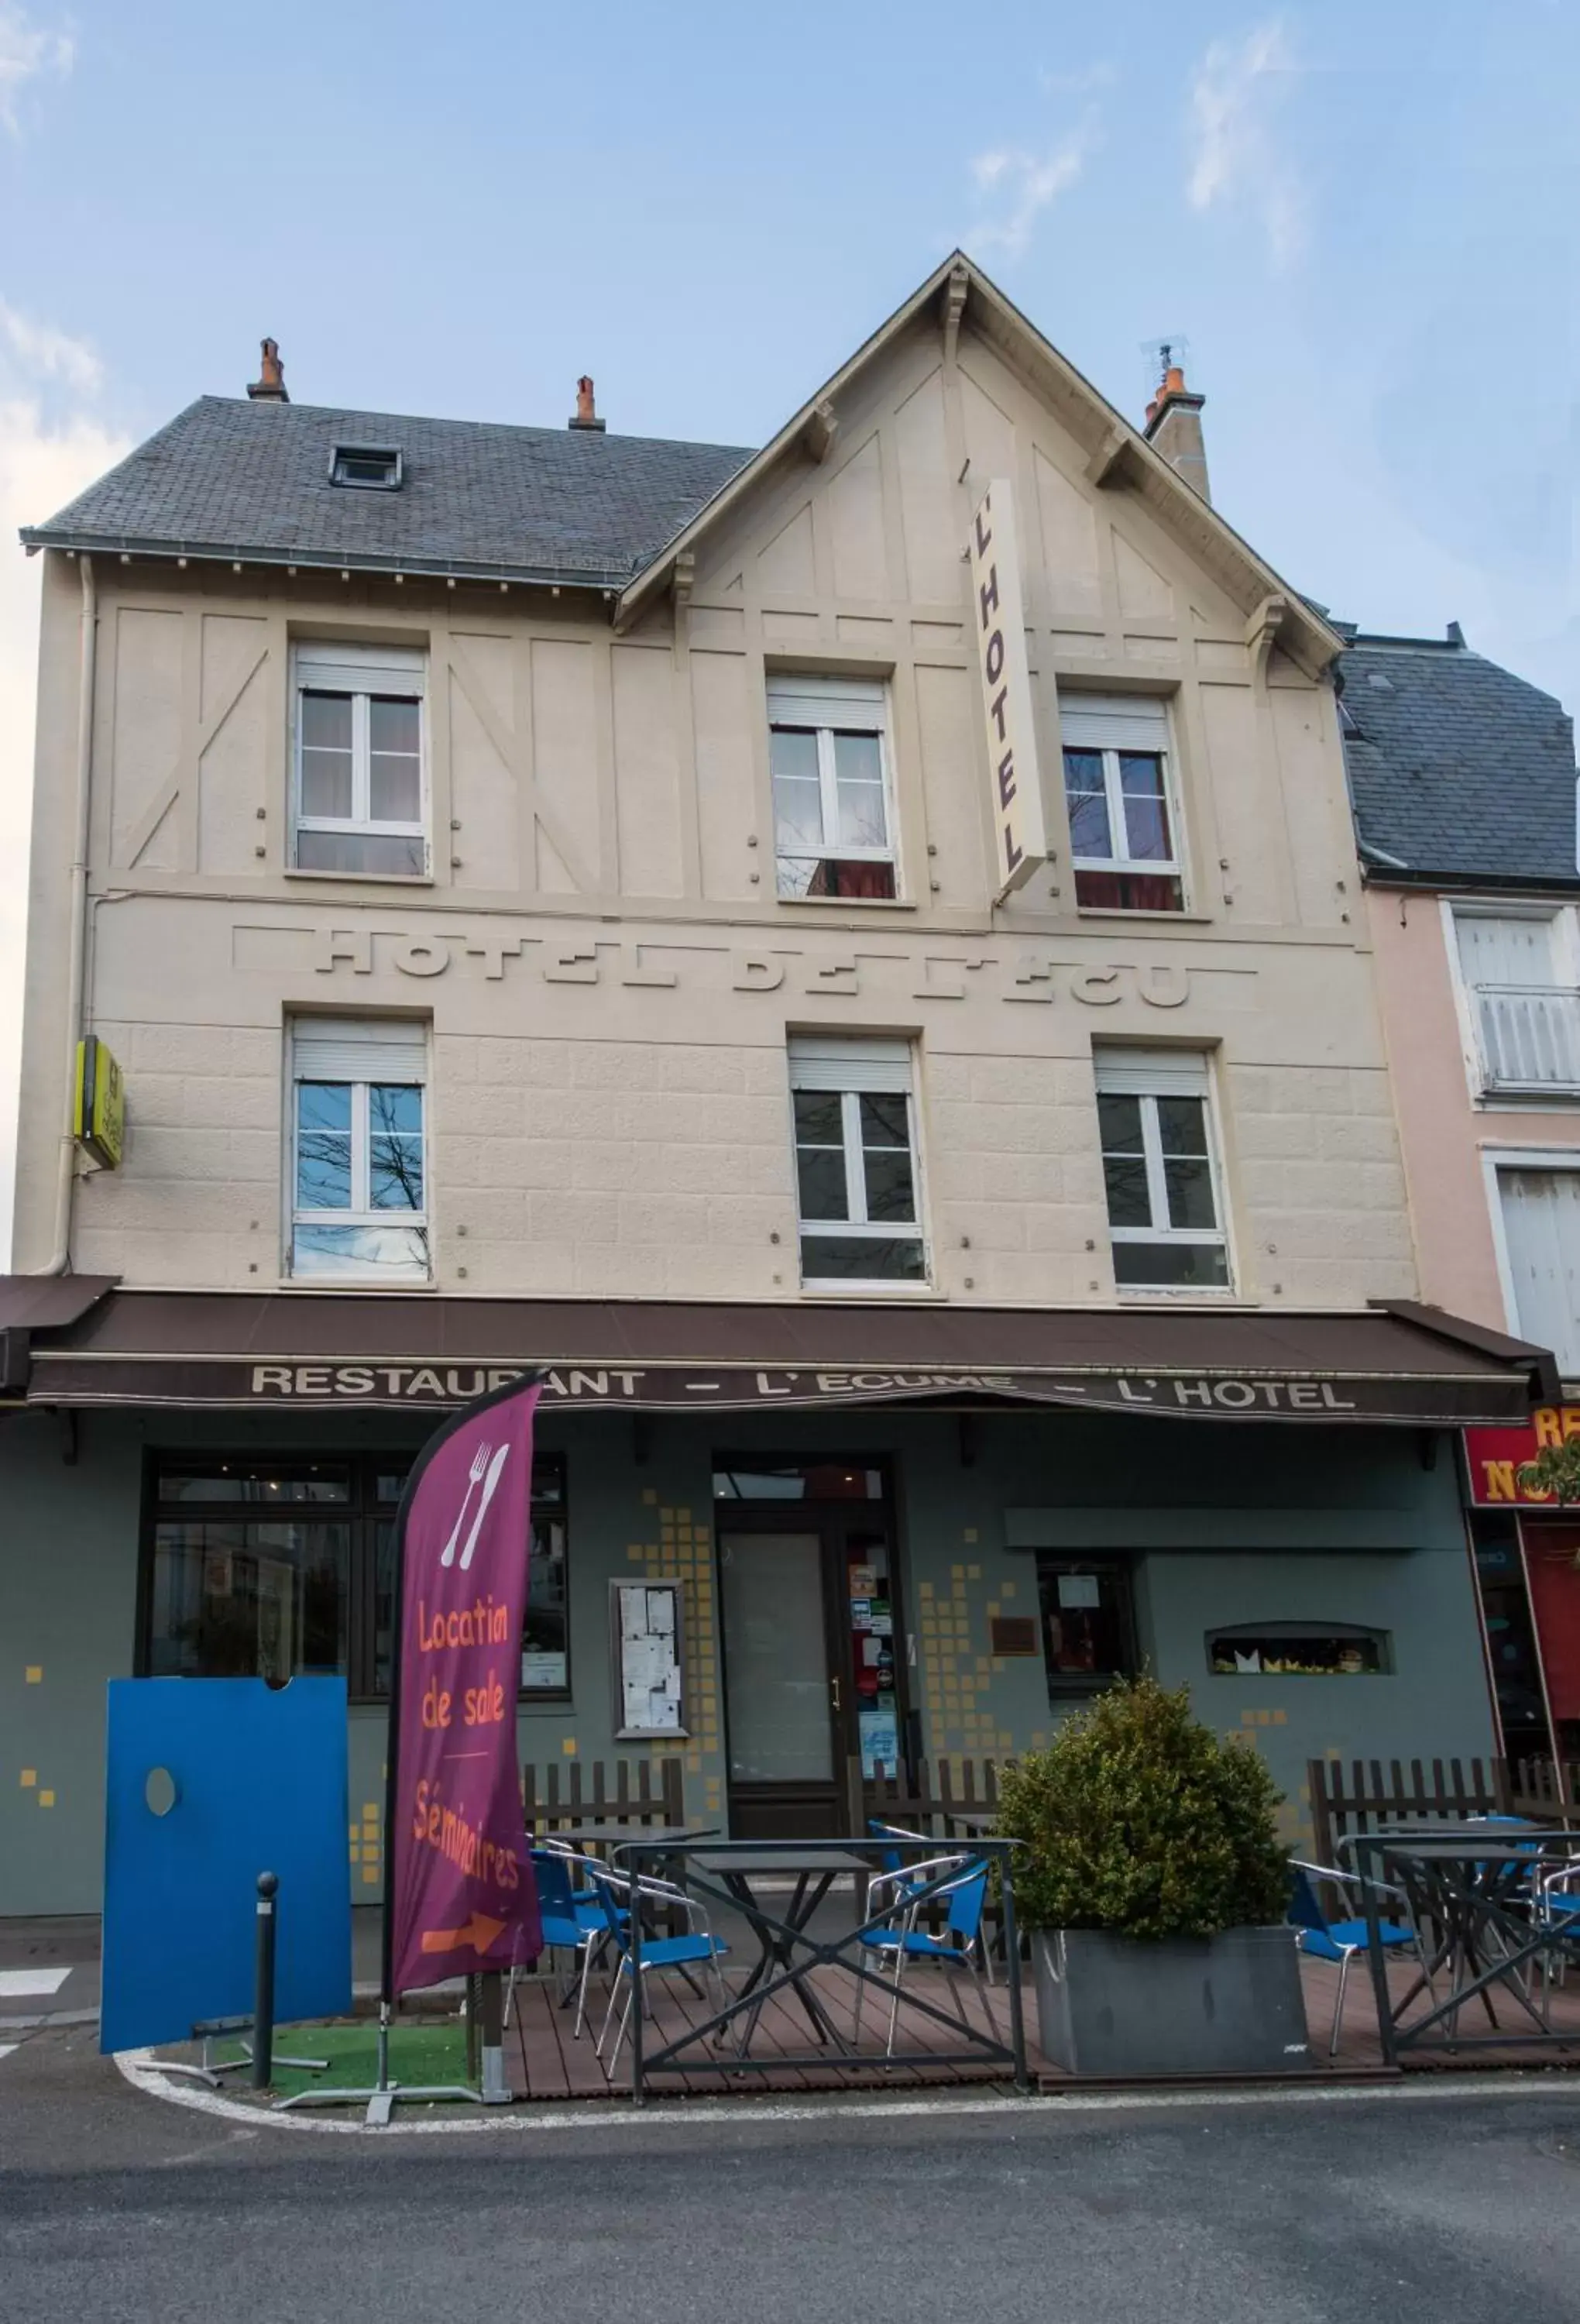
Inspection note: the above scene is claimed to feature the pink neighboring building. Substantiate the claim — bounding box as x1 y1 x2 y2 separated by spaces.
1345 624 1580 1762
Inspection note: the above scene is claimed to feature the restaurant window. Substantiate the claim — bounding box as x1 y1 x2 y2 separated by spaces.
713 1461 886 1501
1036 1557 1138 1699
143 1452 568 1700
289 1017 429 1283
292 639 428 877
1060 693 1183 912
1206 1624 1392 1676
788 1035 927 1287
768 674 897 900
1093 1047 1230 1291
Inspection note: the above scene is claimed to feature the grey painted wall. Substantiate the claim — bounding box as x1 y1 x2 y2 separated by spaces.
0 1401 1489 1917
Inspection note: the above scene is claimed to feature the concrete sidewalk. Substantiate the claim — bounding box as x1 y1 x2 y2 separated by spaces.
0 1907 407 2029
0 1917 100 2026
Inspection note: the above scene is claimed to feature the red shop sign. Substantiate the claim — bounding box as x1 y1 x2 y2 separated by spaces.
1465 1408 1580 1506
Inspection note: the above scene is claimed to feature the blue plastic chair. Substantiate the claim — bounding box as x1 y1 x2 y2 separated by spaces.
868 1820 939 1908
854 1855 994 2058
1534 1851 1580 1991
515 1847 617 2041
1288 1860 1416 2055
585 1860 730 2070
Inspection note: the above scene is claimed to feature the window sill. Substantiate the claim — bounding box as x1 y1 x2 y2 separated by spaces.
283 867 434 887
798 1282 943 1301
775 895 917 911
278 1276 436 1292
1073 906 1212 924
1475 1088 1580 1107
1112 1286 1242 1304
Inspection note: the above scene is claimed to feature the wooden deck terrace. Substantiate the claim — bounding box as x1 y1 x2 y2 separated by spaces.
507 1946 1580 2104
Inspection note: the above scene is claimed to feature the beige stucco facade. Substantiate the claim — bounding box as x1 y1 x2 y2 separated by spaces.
13 298 1416 1312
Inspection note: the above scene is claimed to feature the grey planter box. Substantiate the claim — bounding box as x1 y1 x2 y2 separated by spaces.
1032 1924 1312 2078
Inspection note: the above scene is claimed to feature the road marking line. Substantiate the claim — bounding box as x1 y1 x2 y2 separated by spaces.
113 2048 1580 2140
0 1968 71 1999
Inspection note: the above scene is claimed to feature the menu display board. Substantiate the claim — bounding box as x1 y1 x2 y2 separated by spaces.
610 1580 688 1738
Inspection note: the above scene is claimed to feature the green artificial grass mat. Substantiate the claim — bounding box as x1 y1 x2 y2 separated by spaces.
158 2019 478 2103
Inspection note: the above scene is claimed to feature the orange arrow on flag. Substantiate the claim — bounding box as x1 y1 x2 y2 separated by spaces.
420 1913 507 1956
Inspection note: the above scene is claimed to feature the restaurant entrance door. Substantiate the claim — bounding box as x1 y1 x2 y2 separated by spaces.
714 1459 904 1838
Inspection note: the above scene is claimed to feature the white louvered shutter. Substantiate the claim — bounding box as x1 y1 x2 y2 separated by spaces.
788 1036 912 1095
1499 1169 1580 1377
292 1019 427 1084
1455 913 1580 1090
1057 695 1171 754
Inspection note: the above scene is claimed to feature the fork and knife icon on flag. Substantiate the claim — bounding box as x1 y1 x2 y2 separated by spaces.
440 1441 512 1571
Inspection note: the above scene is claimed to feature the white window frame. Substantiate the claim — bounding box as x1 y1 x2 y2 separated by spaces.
1059 696 1184 902
1094 1048 1231 1294
768 675 898 900
788 1036 929 1291
287 1018 430 1284
1481 1143 1580 1376
291 641 430 877
1444 898 1580 1104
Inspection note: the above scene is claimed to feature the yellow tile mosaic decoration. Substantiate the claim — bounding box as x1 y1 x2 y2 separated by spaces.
626 1507 720 1794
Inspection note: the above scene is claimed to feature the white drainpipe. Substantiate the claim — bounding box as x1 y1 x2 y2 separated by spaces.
39 552 96 1275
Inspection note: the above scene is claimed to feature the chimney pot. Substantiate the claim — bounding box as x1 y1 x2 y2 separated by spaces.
1142 352 1209 502
247 337 289 403
569 374 606 432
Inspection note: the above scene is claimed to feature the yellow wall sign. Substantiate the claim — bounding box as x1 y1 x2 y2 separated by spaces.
74 1037 125 1169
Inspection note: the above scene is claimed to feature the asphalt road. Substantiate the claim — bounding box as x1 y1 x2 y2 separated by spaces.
4 2027 1580 2322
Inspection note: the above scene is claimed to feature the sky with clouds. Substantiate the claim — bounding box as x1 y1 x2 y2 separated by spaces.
0 0 1575 1254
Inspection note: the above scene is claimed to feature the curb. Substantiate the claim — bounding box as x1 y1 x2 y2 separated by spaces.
114 2047 1580 2140
0 2009 101 2033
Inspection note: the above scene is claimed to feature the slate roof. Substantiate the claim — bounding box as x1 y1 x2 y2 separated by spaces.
1338 629 1578 885
19 395 756 589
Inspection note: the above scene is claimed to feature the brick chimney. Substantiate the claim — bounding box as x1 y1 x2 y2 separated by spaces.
568 375 606 432
1143 348 1207 502
247 337 289 404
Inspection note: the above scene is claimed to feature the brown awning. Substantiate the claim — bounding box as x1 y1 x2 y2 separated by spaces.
0 1274 120 1398
2 1283 1554 1425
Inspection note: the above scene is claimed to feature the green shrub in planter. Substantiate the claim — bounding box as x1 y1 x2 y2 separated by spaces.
994 1676 1290 1940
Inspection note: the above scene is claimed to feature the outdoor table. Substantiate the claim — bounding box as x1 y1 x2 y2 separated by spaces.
1340 1821 1580 2064
692 1846 869 2053
617 1835 1030 2106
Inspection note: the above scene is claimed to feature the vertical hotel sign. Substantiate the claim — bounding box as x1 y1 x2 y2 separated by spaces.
968 480 1047 899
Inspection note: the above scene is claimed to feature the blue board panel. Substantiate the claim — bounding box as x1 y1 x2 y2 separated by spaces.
101 1677 353 2054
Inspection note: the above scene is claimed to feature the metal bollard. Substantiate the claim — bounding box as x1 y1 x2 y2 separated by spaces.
253 1872 279 2091
479 1971 509 2104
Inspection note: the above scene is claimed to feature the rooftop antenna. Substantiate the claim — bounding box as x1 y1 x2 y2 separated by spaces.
1140 335 1190 399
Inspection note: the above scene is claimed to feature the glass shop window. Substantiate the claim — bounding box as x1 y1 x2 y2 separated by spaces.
1206 1624 1392 1676
145 1452 569 1700
713 1462 886 1502
1036 1558 1138 1698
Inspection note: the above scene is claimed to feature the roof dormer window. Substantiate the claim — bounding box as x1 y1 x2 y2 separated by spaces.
329 444 402 490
